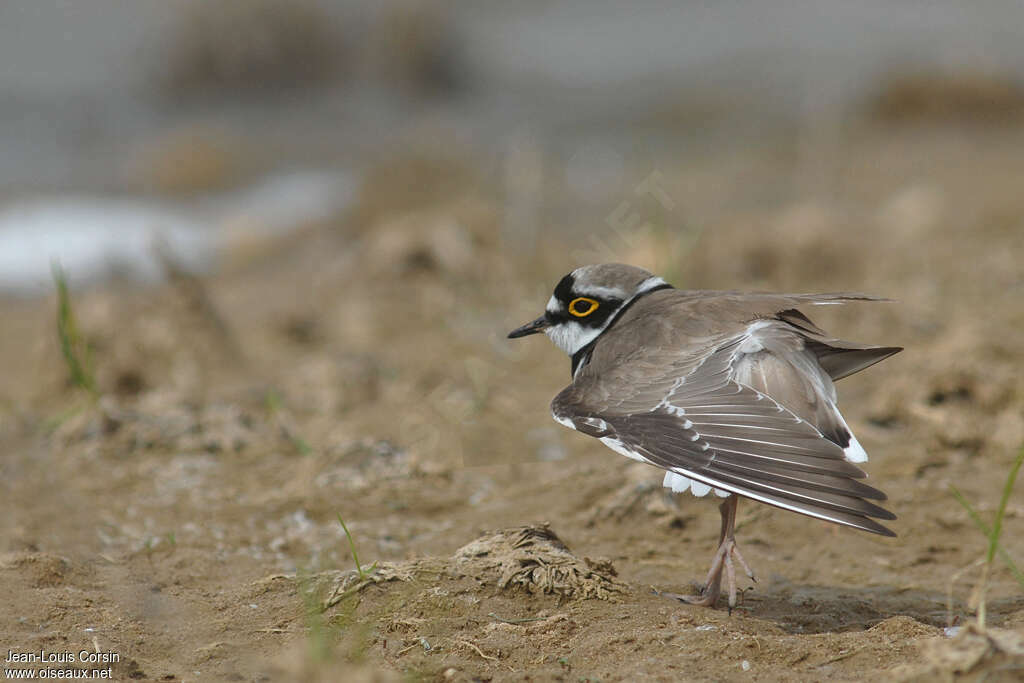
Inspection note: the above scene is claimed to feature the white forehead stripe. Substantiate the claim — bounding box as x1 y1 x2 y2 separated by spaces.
637 276 668 293
576 286 625 299
577 276 667 301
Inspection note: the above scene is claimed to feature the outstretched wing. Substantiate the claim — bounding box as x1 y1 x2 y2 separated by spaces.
552 323 896 536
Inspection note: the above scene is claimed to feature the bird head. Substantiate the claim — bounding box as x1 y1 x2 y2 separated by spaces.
507 263 669 356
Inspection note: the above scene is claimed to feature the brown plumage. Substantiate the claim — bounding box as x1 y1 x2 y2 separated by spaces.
552 288 900 534
509 264 902 610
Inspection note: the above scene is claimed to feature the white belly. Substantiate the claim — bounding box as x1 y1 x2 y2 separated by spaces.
663 470 730 498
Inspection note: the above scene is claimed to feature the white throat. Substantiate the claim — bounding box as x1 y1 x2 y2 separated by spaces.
544 276 668 357
545 320 603 356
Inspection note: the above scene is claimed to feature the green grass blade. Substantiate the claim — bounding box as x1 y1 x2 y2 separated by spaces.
989 445 1024 566
951 478 1024 589
265 388 314 455
297 568 330 659
337 513 368 580
52 263 98 397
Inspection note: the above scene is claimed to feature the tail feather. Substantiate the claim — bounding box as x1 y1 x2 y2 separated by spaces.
807 341 903 381
734 323 894 463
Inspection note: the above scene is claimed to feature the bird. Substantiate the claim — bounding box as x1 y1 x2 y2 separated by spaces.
507 263 901 610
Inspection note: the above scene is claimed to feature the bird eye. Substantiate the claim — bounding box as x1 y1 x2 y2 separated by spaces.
568 297 599 317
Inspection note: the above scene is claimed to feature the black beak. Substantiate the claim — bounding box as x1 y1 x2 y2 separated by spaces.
507 315 551 339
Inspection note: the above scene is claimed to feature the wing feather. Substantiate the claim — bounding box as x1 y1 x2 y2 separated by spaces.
553 317 897 536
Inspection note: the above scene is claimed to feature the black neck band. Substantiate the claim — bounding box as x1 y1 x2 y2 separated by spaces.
570 283 673 377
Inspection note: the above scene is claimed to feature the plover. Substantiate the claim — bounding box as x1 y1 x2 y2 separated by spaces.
508 263 901 610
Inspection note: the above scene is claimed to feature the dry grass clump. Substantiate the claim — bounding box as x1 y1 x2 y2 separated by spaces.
161 0 344 97
685 202 869 290
363 4 465 95
320 524 625 611
345 154 498 277
129 125 251 196
159 1 465 98
453 524 626 601
869 71 1024 124
350 155 484 229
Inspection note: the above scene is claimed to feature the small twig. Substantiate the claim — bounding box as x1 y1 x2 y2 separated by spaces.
487 612 547 625
395 638 432 656
788 652 810 666
818 646 864 666
323 578 373 608
457 639 499 662
947 557 986 628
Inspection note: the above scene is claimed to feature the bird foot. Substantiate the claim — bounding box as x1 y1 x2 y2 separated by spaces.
659 537 757 611
658 587 721 607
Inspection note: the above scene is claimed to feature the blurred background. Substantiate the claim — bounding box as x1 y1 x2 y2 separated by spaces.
2 0 1024 293
2 2 1024 680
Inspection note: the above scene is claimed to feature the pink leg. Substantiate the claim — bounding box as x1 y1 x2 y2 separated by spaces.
658 496 756 611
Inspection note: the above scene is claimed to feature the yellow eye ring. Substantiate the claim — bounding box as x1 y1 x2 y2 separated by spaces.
568 297 599 317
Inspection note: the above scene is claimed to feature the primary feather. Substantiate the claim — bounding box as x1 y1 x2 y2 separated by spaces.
551 287 900 536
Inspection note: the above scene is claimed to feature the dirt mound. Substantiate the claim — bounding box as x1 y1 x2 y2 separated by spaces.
896 624 1024 681
453 524 626 601
322 524 625 610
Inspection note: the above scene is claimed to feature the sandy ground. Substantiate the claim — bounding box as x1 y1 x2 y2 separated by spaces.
2 122 1024 682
